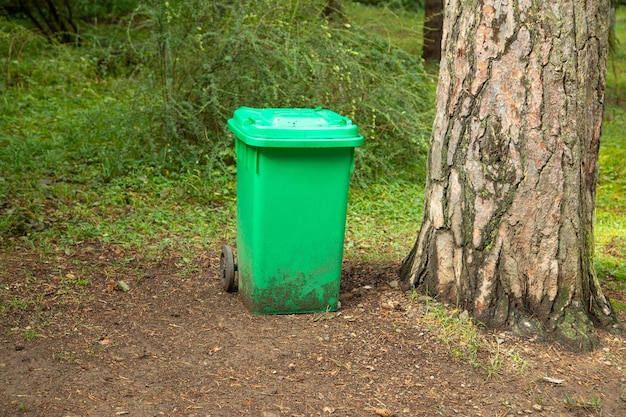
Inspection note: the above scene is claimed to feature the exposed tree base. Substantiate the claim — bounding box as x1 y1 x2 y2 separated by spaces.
506 309 598 352
402 242 622 353
512 308 623 352
405 275 623 352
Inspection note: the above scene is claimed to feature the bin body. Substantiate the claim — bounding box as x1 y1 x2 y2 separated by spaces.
227 107 363 314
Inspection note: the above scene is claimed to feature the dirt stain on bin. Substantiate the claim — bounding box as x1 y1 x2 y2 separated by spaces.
241 270 339 314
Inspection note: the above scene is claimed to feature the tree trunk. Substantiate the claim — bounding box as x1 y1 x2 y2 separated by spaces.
401 0 620 351
421 0 443 62
18 0 79 44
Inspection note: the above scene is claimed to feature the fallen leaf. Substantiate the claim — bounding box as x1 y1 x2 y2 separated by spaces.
365 407 394 417
382 302 395 311
105 280 116 293
322 406 335 414
542 376 565 384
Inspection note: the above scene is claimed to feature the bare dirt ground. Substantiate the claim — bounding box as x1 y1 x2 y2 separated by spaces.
1 243 625 417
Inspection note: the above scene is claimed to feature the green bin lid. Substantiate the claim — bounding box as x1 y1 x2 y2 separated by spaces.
227 106 363 148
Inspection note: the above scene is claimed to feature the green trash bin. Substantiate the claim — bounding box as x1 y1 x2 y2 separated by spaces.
224 106 363 314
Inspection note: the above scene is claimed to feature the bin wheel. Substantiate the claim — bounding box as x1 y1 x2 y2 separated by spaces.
220 245 237 292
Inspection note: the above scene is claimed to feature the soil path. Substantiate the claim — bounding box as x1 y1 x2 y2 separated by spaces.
1 244 625 416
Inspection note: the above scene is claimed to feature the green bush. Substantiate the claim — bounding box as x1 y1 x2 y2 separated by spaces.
130 0 433 183
75 0 139 21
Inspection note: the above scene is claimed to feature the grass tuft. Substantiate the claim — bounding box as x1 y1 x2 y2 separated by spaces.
420 300 528 378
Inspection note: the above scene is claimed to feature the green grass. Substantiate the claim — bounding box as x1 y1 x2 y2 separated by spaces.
419 300 528 378
564 393 603 414
346 2 424 56
596 104 626 284
345 180 423 262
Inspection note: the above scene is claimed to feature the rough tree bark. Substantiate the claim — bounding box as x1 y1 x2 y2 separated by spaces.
401 0 620 351
421 0 443 62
